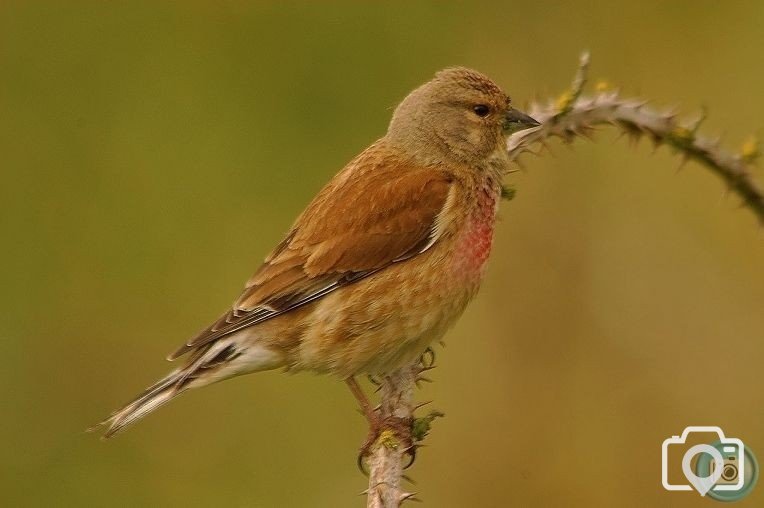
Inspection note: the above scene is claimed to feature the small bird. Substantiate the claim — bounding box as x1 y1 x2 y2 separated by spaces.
95 67 539 438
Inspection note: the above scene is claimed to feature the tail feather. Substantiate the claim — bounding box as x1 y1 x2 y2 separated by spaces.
90 365 189 439
92 342 230 438
91 339 283 438
100 378 184 438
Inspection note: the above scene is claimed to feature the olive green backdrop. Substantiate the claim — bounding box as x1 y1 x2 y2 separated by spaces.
2 1 763 507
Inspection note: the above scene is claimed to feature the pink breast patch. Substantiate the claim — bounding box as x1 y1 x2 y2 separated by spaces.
453 189 498 277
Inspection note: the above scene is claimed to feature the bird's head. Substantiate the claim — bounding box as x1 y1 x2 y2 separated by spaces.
387 67 539 166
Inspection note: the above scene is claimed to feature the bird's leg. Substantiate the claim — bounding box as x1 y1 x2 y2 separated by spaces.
346 377 385 472
345 376 380 427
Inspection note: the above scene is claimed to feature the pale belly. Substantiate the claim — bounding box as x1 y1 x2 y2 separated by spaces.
294 255 479 376
293 187 499 376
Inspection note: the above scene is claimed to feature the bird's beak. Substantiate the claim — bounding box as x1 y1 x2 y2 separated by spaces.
504 107 541 133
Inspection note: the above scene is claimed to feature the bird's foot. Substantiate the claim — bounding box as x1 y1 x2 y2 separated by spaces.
357 412 416 474
414 347 437 387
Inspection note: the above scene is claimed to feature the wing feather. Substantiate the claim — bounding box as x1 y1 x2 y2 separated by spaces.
168 145 453 360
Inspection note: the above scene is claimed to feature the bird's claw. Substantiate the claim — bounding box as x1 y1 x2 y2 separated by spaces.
356 414 416 475
418 347 436 371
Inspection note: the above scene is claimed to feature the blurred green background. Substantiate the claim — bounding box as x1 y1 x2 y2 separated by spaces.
2 1 763 507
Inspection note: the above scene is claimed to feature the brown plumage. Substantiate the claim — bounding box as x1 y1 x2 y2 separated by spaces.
95 67 539 438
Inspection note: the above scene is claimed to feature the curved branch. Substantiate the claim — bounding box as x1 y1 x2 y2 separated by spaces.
508 55 764 224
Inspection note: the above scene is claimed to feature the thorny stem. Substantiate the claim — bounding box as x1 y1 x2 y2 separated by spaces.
364 364 418 508
508 52 764 224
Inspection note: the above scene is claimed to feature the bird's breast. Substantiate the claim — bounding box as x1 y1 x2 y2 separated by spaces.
451 182 499 280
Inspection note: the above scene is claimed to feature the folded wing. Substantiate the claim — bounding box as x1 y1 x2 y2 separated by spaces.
168 151 454 360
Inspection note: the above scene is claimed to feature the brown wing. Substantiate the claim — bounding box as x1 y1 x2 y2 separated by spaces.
168 145 453 360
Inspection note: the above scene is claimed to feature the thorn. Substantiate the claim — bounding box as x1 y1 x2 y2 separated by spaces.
689 106 708 135
578 128 596 143
529 147 545 157
400 491 421 503
401 444 418 454
417 366 436 375
414 400 433 410
626 131 642 147
661 106 680 123
539 139 557 157
649 133 662 153
402 474 417 485
675 154 691 173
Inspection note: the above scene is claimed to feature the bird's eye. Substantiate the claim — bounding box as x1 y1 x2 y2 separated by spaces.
472 104 491 117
